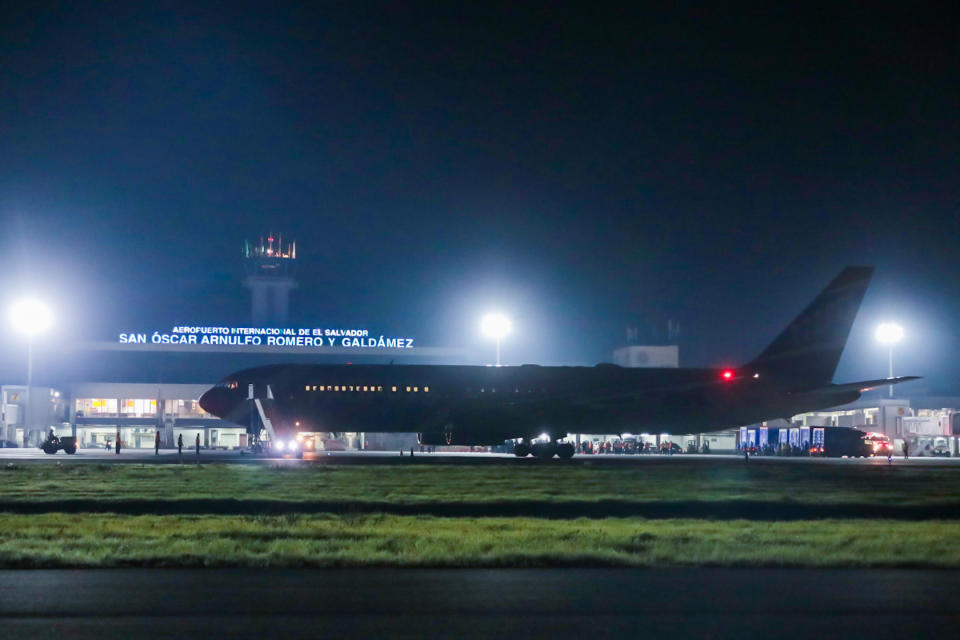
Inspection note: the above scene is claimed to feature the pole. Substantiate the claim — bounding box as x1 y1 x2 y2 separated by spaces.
888 343 894 398
496 337 501 367
25 337 33 446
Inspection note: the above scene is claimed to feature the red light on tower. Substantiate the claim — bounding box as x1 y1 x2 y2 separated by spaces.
722 369 734 381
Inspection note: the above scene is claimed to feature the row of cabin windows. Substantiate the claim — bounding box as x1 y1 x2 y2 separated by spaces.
305 385 429 393
303 385 548 395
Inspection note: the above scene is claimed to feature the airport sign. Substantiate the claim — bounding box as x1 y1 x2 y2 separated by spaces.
118 326 414 349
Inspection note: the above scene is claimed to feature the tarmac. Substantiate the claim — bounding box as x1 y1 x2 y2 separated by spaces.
1 446 958 466
1 567 958 639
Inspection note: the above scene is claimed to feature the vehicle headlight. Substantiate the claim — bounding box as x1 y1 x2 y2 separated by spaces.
289 440 298 450
276 441 285 451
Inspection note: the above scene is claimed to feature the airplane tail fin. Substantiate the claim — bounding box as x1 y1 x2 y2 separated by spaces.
749 266 873 387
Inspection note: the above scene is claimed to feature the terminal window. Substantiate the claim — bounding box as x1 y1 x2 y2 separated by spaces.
121 399 157 417
76 398 119 416
177 400 207 417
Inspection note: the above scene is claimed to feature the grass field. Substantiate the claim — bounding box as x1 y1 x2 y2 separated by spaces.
3 460 959 506
2 513 960 568
2 461 959 568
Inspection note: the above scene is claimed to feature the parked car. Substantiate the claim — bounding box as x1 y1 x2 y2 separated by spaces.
863 432 893 457
0 440 19 448
932 437 952 457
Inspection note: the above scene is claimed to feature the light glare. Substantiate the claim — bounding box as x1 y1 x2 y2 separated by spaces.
481 313 512 339
9 299 53 336
875 323 904 344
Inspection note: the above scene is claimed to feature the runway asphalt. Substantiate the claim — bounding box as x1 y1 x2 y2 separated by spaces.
1 568 957 639
0 446 957 466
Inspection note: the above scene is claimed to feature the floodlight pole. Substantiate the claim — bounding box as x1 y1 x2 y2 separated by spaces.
25 336 33 446
888 342 894 398
496 337 501 367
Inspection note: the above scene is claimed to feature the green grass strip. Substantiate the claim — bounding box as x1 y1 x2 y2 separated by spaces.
2 513 960 568
3 462 960 507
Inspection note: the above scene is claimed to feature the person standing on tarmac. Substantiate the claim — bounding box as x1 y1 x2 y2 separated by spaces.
177 433 183 456
902 440 910 460
195 433 201 456
154 430 160 455
115 429 121 455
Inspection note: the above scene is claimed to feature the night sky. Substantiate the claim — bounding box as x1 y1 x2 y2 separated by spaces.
1 3 958 389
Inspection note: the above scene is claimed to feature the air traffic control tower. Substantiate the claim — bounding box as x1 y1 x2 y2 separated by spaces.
243 234 297 326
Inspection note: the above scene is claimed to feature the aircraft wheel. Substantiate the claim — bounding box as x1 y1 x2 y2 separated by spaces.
557 443 575 459
531 442 557 459
514 442 530 457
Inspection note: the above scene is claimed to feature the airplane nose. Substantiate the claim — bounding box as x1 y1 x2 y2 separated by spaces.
200 386 237 418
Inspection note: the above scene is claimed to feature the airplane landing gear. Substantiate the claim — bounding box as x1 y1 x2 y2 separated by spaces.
515 439 575 459
531 441 557 459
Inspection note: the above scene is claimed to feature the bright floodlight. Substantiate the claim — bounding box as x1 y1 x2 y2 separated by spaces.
875 323 904 344
9 299 53 336
481 313 512 339
481 313 511 366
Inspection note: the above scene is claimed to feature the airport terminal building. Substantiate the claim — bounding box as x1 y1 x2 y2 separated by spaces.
1 382 234 450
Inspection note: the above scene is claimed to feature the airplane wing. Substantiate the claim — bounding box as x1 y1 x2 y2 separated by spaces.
789 376 921 395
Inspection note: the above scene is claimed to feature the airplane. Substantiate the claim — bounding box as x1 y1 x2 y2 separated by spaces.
199 266 918 458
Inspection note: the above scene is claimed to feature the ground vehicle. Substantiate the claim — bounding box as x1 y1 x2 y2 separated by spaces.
863 432 893 457
0 440 19 448
40 435 78 455
809 427 873 457
931 437 952 457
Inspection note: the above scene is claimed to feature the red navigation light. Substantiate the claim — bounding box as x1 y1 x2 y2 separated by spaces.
267 236 274 242
721 369 734 381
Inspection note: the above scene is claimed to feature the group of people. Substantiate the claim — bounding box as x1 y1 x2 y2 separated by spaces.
578 440 706 455
741 442 811 457
106 431 201 455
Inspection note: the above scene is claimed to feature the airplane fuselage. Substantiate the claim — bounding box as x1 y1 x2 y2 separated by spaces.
200 362 861 444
